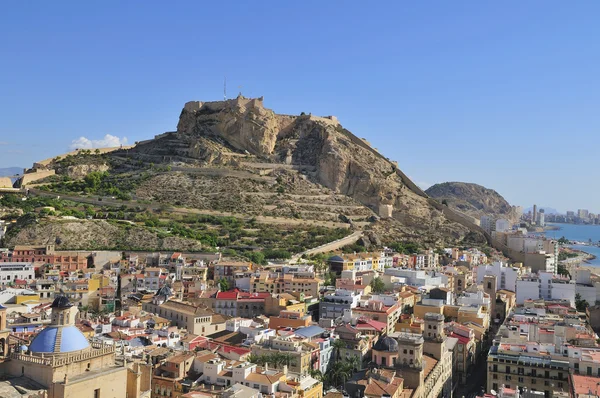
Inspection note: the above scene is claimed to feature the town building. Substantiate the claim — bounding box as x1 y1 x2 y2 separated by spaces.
142 287 228 336
0 262 34 285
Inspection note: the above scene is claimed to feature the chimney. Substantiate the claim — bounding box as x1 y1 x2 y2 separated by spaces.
211 385 215 391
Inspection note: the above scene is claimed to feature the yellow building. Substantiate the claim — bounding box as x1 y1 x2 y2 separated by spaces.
414 302 444 320
92 274 111 288
286 375 323 398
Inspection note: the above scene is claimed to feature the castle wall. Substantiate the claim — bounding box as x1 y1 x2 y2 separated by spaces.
0 177 13 188
19 169 56 187
33 146 135 169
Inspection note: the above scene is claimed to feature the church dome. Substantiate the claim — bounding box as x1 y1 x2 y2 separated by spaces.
51 296 73 309
155 286 172 297
373 336 399 352
29 326 90 354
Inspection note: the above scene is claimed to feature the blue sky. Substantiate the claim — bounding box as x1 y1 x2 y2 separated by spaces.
1 1 599 212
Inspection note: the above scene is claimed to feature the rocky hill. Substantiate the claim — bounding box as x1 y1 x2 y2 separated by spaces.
9 96 489 251
425 182 518 223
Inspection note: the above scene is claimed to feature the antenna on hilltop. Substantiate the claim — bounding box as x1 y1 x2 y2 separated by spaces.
224 76 227 100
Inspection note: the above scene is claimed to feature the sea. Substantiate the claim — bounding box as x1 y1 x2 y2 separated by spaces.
537 222 600 266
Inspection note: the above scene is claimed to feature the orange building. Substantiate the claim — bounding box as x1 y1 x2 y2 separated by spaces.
269 310 311 330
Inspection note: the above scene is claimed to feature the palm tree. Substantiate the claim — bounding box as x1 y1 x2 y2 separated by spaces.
329 361 353 388
309 369 324 382
280 353 294 368
248 354 265 365
347 355 360 371
332 339 346 361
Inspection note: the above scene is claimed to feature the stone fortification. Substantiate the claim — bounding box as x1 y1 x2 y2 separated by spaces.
176 96 482 244
18 169 56 187
33 146 135 169
0 177 13 189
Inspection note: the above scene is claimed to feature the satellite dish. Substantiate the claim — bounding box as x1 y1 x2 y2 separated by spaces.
491 390 497 396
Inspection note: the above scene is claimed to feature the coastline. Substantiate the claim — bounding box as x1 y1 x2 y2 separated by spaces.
544 225 561 231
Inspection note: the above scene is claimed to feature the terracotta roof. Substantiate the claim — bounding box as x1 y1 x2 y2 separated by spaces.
166 352 194 364
422 354 439 381
245 371 284 384
355 318 387 332
158 300 214 316
358 375 403 397
572 374 600 395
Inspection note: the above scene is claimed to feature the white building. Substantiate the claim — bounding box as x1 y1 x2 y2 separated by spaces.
538 212 545 227
495 218 511 233
383 268 443 290
457 290 491 309
475 261 520 292
0 262 34 285
320 289 360 320
515 272 575 307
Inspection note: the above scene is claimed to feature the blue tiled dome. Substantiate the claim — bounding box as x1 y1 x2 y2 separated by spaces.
29 326 90 353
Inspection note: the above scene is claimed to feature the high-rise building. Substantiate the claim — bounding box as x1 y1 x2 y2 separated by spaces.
538 209 545 227
566 211 575 217
513 205 523 220
578 209 589 219
480 215 496 234
532 204 538 225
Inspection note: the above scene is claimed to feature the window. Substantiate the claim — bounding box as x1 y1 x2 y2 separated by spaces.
94 389 100 398
409 350 413 354
532 379 536 384
493 374 498 380
518 377 524 383
403 349 407 354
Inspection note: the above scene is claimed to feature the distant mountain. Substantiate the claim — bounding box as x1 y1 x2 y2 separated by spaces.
524 206 559 215
0 167 23 177
425 182 519 222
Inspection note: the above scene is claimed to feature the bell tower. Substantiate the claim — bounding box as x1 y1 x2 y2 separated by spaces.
484 274 497 322
423 312 446 360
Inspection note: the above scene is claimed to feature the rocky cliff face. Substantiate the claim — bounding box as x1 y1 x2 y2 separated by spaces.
425 182 518 223
175 96 483 245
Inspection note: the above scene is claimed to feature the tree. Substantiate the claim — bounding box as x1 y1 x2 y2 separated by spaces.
309 369 324 382
557 263 571 278
558 236 570 245
370 277 386 294
442 199 448 206
218 278 230 292
575 293 589 312
331 339 346 361
324 271 337 286
247 251 266 265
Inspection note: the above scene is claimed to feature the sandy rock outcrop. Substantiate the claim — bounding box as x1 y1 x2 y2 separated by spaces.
175 96 485 244
66 163 110 179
